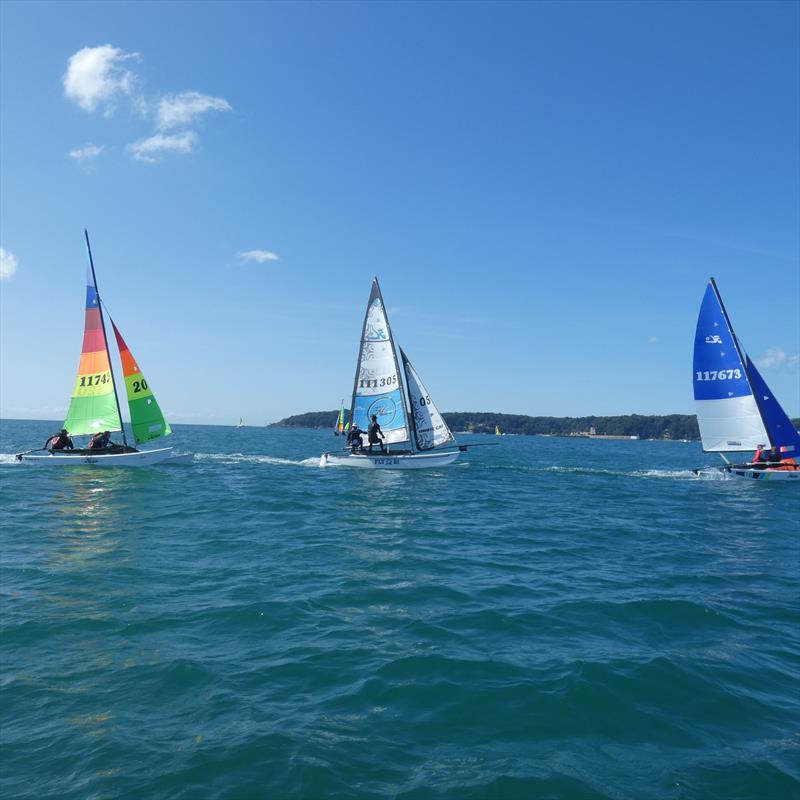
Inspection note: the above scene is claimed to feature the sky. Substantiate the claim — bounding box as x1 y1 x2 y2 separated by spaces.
1 0 798 426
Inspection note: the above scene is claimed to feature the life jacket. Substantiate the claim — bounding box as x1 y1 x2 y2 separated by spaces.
770 458 798 471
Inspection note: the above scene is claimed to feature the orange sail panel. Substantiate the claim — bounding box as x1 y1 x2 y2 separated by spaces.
62 268 121 436
111 320 171 444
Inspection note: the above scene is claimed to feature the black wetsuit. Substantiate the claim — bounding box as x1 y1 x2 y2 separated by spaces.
88 433 111 450
368 421 385 453
347 428 363 453
46 433 74 451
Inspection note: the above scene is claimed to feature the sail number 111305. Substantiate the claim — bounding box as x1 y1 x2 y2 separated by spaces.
695 369 742 381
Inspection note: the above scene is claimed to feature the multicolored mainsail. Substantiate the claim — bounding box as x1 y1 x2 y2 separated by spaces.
62 265 122 436
111 320 171 444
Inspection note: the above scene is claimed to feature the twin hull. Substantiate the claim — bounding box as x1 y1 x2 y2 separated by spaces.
320 450 461 469
728 467 800 481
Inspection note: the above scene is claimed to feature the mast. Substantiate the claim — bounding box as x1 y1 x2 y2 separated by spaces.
399 348 419 453
84 229 129 449
708 277 772 447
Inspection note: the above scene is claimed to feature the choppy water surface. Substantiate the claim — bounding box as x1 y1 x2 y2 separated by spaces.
1 420 798 799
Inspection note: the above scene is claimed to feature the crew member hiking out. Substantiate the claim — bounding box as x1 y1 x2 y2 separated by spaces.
367 415 386 454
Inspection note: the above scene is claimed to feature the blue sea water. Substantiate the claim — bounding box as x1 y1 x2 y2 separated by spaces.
1 419 798 800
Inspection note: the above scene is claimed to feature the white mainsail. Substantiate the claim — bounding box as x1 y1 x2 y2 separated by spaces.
350 278 410 445
401 348 454 451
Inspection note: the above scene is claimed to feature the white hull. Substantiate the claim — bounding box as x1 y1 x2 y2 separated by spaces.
727 466 800 481
319 449 461 469
18 447 177 467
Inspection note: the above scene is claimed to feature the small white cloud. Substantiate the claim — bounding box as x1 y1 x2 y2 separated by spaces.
128 131 198 162
63 45 139 114
156 91 231 130
756 347 799 371
69 142 104 161
0 248 18 280
238 250 280 264
647 336 660 344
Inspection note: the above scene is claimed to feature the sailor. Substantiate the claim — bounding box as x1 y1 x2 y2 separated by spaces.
88 430 111 450
752 443 767 464
766 445 783 465
367 414 386 453
346 423 364 453
45 429 74 451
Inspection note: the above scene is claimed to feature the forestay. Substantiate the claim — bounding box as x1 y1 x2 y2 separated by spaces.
63 265 122 436
692 280 769 452
112 319 171 444
401 348 454 450
350 279 410 445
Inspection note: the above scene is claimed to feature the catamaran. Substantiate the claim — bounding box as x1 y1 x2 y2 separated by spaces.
320 277 468 469
693 278 799 481
17 231 181 467
333 401 346 436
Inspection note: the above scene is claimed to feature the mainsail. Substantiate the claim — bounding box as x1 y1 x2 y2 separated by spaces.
401 348 454 450
693 279 769 452
111 320 171 444
335 402 346 434
350 278 410 445
63 265 122 436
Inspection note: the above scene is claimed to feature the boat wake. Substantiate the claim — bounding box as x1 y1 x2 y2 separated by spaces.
193 452 320 467
545 465 727 480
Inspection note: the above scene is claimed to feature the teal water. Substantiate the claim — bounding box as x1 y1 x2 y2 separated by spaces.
1 420 798 800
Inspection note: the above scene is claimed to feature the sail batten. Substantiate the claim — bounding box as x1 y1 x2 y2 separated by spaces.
349 278 410 445
111 319 171 444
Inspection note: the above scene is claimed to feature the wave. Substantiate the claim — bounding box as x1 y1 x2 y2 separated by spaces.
192 452 320 467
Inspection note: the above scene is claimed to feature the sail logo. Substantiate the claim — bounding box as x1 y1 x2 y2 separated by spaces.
705 335 723 344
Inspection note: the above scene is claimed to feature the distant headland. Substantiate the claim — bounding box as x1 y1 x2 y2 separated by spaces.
271 411 798 441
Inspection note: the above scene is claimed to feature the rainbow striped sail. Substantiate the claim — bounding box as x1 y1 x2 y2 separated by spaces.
62 265 122 436
111 320 171 444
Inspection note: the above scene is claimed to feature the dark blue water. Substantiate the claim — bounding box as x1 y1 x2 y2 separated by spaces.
1 420 798 799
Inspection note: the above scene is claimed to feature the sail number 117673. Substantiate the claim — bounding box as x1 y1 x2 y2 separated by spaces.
695 369 742 381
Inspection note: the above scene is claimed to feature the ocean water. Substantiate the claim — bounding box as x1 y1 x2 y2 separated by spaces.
1 419 798 800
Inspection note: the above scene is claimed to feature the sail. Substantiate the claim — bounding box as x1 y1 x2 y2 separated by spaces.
401 348 454 450
495 425 502 436
63 265 122 436
692 280 768 452
111 320 171 444
335 403 346 433
745 356 800 456
350 279 410 445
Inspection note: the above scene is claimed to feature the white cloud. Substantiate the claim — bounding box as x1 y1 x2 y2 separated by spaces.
63 45 139 113
156 91 231 130
0 248 18 280
238 250 280 263
128 131 198 162
755 347 800 371
69 142 104 161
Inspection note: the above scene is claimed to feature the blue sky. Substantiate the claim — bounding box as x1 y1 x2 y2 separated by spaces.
1 0 798 425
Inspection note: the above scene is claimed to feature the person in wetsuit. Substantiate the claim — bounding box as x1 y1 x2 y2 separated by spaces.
45 429 74 451
367 415 386 453
346 423 364 453
766 446 783 465
88 430 111 450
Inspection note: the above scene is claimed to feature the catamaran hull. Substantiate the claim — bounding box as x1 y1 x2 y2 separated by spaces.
18 447 176 467
728 467 800 481
319 450 461 469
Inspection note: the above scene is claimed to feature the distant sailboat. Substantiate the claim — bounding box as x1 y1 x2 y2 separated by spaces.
237 418 244 428
333 401 346 436
320 277 467 469
17 231 179 466
495 425 502 436
693 278 799 481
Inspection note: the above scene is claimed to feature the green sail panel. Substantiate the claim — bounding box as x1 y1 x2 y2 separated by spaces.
63 273 122 436
111 319 171 444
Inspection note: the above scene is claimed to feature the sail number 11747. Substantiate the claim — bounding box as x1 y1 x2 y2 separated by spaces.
696 369 742 381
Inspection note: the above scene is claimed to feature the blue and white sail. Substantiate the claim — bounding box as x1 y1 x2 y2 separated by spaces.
401 348 454 451
349 278 410 445
745 355 800 457
692 279 770 452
